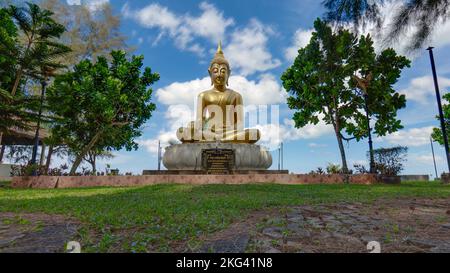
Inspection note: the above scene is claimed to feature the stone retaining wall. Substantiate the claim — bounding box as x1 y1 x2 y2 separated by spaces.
11 173 384 189
400 175 430 182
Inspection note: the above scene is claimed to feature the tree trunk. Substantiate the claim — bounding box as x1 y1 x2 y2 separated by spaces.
92 154 96 175
334 128 349 173
11 69 23 96
44 145 54 174
0 144 5 163
363 94 375 173
331 106 349 173
0 131 4 163
11 32 34 96
69 131 102 175
39 143 46 166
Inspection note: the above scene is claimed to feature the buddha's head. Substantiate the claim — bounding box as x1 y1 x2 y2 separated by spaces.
208 41 230 88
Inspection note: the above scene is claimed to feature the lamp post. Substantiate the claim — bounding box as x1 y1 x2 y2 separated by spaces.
430 137 438 180
30 67 55 176
157 140 161 171
427 47 450 173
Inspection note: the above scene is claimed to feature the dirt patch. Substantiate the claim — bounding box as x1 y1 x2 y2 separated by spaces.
0 212 80 253
196 198 450 253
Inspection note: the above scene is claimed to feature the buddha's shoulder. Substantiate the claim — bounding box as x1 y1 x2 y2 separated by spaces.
226 89 242 98
198 89 214 97
197 89 241 97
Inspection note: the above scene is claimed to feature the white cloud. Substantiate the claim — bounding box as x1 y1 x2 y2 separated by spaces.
138 131 177 155
284 28 313 62
378 126 434 147
185 2 234 43
225 19 281 75
430 19 450 49
124 3 180 31
351 159 368 166
282 117 333 140
156 77 209 108
400 76 450 104
67 0 109 12
67 0 81 4
411 153 443 165
122 2 233 56
254 116 333 151
123 3 279 74
85 0 109 11
138 105 194 154
308 142 328 148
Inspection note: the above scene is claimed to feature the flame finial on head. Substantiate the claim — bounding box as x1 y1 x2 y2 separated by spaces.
209 40 229 71
217 40 223 54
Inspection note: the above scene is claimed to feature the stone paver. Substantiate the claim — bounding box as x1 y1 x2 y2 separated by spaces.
0 213 79 253
198 198 450 253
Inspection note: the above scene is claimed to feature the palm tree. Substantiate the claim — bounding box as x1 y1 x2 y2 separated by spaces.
6 2 70 96
323 0 450 51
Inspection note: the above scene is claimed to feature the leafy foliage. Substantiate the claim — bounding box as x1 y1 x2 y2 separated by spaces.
431 93 450 146
0 8 18 91
47 50 159 174
347 34 410 140
353 163 369 174
5 2 71 95
281 18 358 172
323 0 382 30
326 163 342 174
372 146 408 176
282 18 409 173
323 0 450 51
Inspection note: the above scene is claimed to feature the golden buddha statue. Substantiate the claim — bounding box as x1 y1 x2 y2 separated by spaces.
176 42 261 144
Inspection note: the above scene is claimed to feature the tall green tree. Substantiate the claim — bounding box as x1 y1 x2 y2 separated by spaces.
347 34 410 171
0 6 53 151
281 19 358 173
37 0 131 170
323 0 450 51
47 51 159 175
0 3 70 165
0 8 19 148
281 19 409 173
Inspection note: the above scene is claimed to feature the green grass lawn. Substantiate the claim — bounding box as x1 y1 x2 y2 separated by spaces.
0 181 449 252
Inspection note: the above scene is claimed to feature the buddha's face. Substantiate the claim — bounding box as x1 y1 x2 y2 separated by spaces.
209 62 229 88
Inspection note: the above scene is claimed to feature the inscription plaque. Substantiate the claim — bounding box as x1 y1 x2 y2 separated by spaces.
202 149 235 174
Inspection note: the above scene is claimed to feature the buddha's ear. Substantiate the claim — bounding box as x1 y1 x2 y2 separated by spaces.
226 69 231 86
208 68 213 86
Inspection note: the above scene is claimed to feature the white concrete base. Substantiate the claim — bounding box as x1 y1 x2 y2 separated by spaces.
162 143 272 171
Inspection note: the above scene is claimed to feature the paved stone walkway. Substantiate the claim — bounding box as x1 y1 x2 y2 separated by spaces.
1 198 449 253
198 198 450 253
0 213 79 253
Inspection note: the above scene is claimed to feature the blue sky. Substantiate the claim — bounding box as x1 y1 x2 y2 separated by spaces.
63 0 450 177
